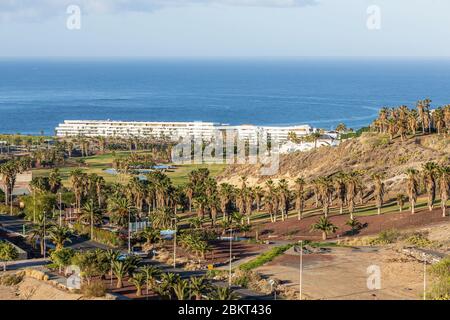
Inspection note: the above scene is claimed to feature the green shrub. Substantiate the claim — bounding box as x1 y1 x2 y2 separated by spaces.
405 233 433 248
50 248 75 272
239 244 293 271
372 229 401 245
81 280 107 297
0 204 20 216
431 258 450 278
72 222 123 247
0 273 23 286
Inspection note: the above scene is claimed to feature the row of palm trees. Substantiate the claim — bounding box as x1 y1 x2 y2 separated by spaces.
65 160 450 236
52 247 236 300
405 162 450 217
372 100 450 140
0 157 32 205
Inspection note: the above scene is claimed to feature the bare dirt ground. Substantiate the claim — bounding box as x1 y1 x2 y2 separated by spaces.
0 275 85 300
256 246 425 300
256 207 448 241
255 221 450 300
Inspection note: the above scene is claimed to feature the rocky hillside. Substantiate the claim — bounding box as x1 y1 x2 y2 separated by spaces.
218 132 450 198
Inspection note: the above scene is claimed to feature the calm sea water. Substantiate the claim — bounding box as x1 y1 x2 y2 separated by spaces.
1 58 450 135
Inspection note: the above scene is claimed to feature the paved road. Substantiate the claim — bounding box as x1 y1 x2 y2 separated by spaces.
0 214 112 251
4 258 50 271
1 214 272 300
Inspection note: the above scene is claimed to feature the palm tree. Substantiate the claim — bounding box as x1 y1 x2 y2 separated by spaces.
107 196 135 228
152 207 175 230
407 109 418 137
333 172 347 215
253 186 263 212
396 194 406 212
310 216 338 240
433 107 445 135
219 183 234 221
278 179 290 221
48 169 62 194
185 183 194 212
48 225 72 250
140 265 160 295
28 215 50 256
80 200 102 239
173 279 190 300
105 249 120 280
345 172 359 220
438 165 450 217
243 187 254 225
264 180 277 222
189 276 211 300
422 162 438 211
406 169 419 214
112 260 128 289
193 196 208 219
158 273 181 299
130 272 146 297
294 177 306 220
209 286 238 300
317 177 333 217
0 159 29 206
372 173 385 215
69 169 88 212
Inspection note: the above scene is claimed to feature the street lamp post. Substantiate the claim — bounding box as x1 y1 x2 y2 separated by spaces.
128 209 131 254
33 191 36 223
172 217 177 269
59 192 62 226
299 240 303 301
43 212 46 259
423 254 427 300
229 226 233 287
10 192 13 216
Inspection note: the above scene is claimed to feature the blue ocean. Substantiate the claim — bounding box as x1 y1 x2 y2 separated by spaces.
1 58 450 135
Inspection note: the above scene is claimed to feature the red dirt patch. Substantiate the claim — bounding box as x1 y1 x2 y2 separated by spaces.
256 207 448 241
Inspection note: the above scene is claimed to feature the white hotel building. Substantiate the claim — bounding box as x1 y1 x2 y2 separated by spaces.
55 120 315 143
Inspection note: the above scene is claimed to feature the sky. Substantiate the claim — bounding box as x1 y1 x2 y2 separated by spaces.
0 0 450 57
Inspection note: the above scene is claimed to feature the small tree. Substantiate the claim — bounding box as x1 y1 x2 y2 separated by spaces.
130 272 146 297
50 247 75 273
209 286 238 300
396 194 406 212
0 241 19 271
345 218 362 235
310 217 338 240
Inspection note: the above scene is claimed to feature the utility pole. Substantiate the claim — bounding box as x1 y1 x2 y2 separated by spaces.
172 217 177 269
423 254 427 300
128 209 131 254
299 240 303 301
59 192 62 226
229 226 233 287
90 200 94 240
43 212 46 259
33 191 36 223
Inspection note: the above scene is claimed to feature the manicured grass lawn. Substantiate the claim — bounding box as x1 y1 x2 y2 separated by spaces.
31 152 227 187
166 163 227 186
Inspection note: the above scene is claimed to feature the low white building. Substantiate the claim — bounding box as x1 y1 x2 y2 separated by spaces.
55 120 315 144
279 134 340 154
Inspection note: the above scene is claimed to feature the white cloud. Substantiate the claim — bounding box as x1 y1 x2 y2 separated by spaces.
0 0 319 21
